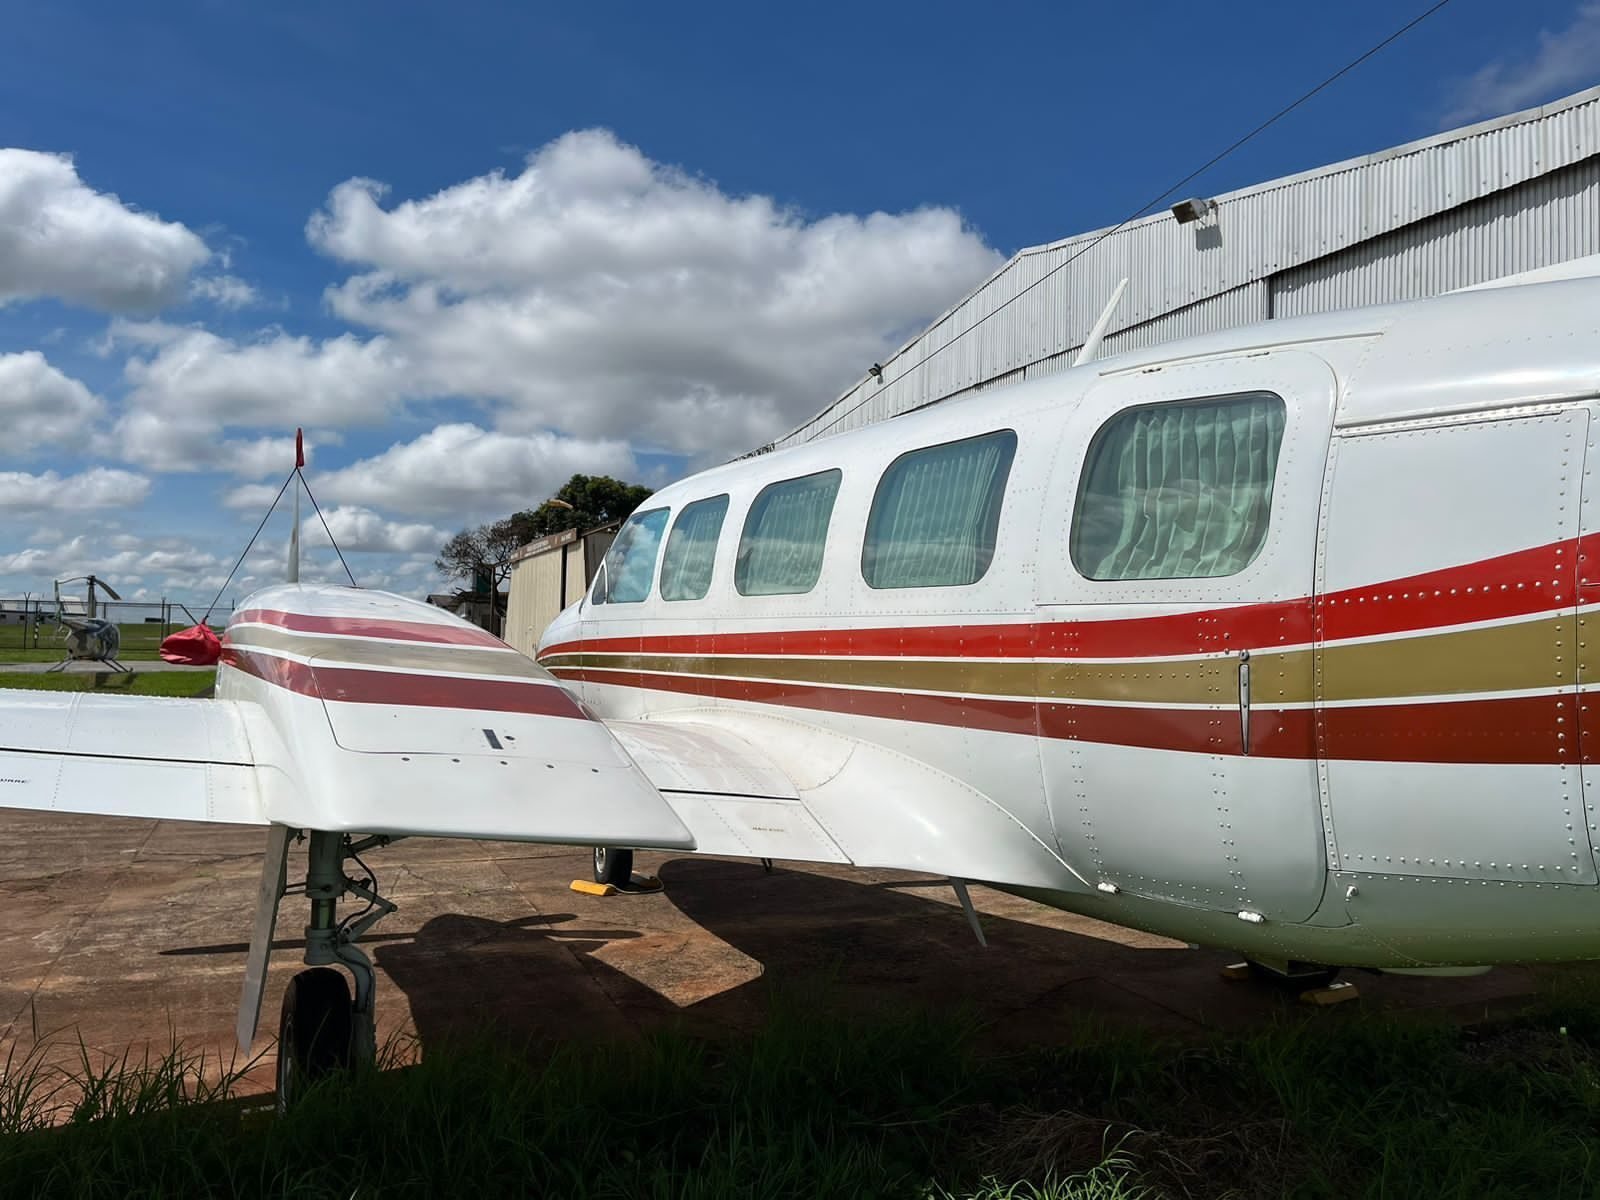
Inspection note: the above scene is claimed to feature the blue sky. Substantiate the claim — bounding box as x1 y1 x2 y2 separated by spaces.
0 0 1595 605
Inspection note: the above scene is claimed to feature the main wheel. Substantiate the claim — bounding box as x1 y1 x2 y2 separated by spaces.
276 967 354 1110
593 846 634 886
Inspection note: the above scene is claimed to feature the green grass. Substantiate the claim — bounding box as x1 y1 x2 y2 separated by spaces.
2 983 1600 1199
0 670 216 698
0 622 220 663
0 647 164 663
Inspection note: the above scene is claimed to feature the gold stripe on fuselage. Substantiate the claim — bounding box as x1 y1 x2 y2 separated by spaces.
541 613 1574 706
227 625 551 680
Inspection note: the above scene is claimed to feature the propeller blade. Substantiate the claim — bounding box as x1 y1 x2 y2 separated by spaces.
98 580 122 601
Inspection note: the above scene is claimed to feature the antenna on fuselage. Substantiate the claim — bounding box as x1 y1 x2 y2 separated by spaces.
1071 277 1129 368
287 428 304 584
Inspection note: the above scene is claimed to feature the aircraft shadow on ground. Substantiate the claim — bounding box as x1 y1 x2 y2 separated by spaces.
371 857 1305 1054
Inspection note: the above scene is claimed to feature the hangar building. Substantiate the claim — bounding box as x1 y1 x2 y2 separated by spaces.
504 522 619 656
758 84 1600 453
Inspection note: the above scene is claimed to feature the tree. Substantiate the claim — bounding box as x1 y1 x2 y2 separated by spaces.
433 474 653 591
433 518 527 595
506 474 654 543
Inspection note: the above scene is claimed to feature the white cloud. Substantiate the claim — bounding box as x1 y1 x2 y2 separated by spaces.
0 351 103 454
0 519 437 602
303 423 636 519
110 326 409 473
1442 3 1600 126
0 538 91 577
109 418 321 477
221 481 281 510
86 130 995 492
225 434 312 479
189 273 259 309
308 129 1001 459
0 149 209 313
0 531 223 593
0 467 150 513
301 505 449 554
95 317 189 352
121 326 410 428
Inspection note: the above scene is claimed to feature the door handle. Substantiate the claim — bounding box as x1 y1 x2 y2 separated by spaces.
1238 649 1252 755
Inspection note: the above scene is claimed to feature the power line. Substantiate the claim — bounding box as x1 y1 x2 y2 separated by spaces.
802 0 1459 443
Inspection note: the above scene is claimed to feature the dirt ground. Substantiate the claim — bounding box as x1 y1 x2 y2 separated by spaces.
0 812 1562 1094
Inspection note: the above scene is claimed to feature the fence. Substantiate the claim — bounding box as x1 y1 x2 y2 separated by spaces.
0 599 231 656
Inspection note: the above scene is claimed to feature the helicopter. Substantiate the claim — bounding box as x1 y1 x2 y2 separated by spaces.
47 574 129 673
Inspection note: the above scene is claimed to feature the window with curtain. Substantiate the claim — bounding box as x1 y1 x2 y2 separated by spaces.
660 494 729 601
1070 392 1286 581
735 470 842 596
862 430 1017 589
599 506 670 602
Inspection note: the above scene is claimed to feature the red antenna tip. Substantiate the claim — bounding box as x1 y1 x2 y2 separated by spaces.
295 428 305 469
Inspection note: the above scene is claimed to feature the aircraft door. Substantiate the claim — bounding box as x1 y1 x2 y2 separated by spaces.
1034 351 1336 923
1319 407 1592 887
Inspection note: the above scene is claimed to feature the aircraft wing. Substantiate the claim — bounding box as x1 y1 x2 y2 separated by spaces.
0 689 264 824
0 665 1081 893
0 681 697 852
604 712 1090 893
607 719 849 863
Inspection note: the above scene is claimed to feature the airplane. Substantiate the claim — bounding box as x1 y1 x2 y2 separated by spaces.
3 258 1599 1104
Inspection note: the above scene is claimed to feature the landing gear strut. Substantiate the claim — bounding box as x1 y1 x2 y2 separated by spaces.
275 830 397 1109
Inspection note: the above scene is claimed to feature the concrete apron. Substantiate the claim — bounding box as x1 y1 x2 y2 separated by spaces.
0 811 1557 1099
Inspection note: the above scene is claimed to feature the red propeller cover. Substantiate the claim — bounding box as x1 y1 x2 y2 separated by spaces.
159 623 222 666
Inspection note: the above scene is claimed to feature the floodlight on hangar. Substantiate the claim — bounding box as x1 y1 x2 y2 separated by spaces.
1171 197 1218 224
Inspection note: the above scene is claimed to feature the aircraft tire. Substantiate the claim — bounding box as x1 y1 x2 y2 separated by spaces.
1247 960 1340 992
593 846 634 886
276 966 355 1110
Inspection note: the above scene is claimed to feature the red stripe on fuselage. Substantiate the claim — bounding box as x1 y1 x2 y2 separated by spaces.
230 608 507 648
551 665 1570 765
223 647 587 719
541 535 1592 662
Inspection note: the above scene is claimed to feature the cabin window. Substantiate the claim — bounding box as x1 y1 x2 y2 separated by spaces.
862 430 1017 589
1071 392 1285 580
735 469 842 596
597 506 670 603
660 494 730 601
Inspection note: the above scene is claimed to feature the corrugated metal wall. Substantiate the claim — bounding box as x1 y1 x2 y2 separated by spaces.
504 550 562 656
1271 157 1600 316
504 531 613 655
1101 282 1270 357
765 86 1600 452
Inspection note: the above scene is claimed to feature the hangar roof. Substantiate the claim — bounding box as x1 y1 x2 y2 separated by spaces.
762 84 1600 453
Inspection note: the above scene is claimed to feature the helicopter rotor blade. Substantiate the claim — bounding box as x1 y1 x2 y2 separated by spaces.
97 580 122 601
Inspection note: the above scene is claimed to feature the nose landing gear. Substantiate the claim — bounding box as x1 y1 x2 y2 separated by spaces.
275 966 354 1104
274 830 398 1109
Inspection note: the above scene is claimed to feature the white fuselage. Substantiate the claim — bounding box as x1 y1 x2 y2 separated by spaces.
538 271 1600 969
